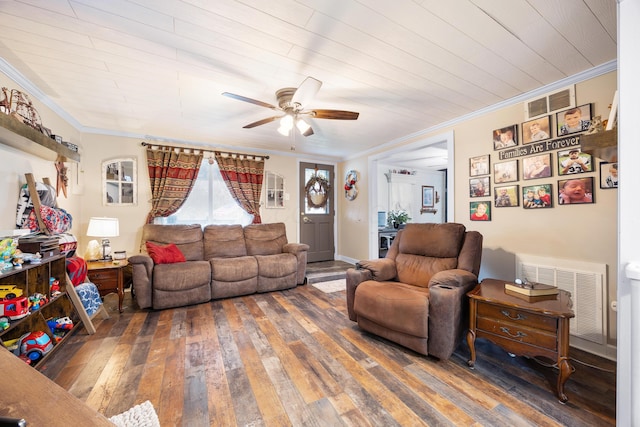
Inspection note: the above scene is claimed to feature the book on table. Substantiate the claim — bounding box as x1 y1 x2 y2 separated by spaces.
504 281 559 296
504 289 559 302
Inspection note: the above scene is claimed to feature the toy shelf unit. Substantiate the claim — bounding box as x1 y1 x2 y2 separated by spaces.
0 254 82 369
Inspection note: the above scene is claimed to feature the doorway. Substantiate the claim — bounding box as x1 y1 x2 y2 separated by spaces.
299 162 335 262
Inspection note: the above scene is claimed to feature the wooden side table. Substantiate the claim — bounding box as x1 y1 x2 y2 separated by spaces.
86 260 128 313
466 278 575 402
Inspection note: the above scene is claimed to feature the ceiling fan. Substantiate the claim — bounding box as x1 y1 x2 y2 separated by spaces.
222 77 359 137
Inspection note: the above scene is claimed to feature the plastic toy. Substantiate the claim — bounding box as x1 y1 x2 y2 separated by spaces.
0 296 30 320
14 331 53 362
0 316 9 330
49 277 61 297
28 293 48 310
0 285 23 300
47 316 73 333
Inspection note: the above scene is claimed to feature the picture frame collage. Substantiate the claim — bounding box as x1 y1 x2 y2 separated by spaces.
468 103 616 221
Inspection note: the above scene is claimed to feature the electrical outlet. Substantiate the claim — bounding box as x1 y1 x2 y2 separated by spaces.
611 300 617 312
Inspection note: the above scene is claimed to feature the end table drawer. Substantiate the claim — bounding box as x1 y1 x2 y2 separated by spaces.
88 271 118 291
477 317 558 350
478 302 557 332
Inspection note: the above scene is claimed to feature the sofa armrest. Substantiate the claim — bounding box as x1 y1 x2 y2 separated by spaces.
283 243 310 285
346 267 373 321
427 269 478 359
356 258 397 281
128 254 154 309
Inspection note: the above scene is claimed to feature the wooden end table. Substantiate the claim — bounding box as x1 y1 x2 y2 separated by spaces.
466 278 575 402
87 259 128 313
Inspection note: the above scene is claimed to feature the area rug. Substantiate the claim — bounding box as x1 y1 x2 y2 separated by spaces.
109 400 160 427
312 278 346 293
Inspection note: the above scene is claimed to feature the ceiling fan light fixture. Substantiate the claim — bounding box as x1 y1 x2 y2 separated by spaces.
277 114 294 136
296 118 311 134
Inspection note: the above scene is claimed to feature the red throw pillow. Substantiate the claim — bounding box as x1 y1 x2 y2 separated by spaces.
145 241 186 264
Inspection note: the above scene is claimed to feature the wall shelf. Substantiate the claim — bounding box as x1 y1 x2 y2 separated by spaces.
0 113 80 162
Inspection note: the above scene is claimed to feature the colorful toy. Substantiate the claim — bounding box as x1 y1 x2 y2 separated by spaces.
0 296 30 320
0 284 23 300
0 316 9 330
28 293 48 310
49 277 61 297
14 331 53 362
47 316 73 333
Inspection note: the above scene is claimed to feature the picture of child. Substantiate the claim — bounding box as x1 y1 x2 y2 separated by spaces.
558 177 594 204
470 202 490 221
523 184 553 209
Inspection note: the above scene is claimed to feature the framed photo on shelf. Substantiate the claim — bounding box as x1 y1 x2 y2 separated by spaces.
422 185 435 208
558 177 594 204
494 185 519 207
599 162 618 189
558 147 592 175
522 184 553 209
556 104 592 136
523 153 552 180
493 160 518 184
470 201 491 221
522 116 552 144
469 177 490 198
469 154 490 176
492 124 518 150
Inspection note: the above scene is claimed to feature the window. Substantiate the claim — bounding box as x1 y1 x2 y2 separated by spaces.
103 158 136 205
155 159 253 226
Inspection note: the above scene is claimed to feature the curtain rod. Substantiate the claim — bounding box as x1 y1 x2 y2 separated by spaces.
140 141 269 160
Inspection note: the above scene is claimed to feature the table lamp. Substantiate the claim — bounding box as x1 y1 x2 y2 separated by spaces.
86 217 119 261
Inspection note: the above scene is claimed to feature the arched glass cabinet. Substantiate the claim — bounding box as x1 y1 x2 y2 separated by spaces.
102 157 137 205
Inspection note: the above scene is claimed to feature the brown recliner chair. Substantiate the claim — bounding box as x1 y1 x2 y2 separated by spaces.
346 223 483 359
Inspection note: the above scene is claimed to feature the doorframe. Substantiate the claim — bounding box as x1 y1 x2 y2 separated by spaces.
297 158 339 260
367 130 455 259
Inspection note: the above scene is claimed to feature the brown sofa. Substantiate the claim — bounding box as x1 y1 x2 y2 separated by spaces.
129 222 309 310
346 223 482 360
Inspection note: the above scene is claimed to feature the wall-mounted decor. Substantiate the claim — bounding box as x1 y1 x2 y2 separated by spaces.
103 157 136 205
344 169 358 200
523 153 552 180
558 177 594 204
523 184 553 209
492 124 518 150
522 115 551 144
469 177 490 198
470 201 490 221
421 185 434 208
599 162 618 189
558 147 592 175
557 104 592 136
265 171 285 208
493 160 518 184
494 185 519 207
469 154 490 176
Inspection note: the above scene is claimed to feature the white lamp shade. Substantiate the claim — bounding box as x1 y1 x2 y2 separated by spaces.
87 217 120 237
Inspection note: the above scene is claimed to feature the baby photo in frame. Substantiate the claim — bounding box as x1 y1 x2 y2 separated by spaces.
493 160 518 184
523 153 552 180
522 184 553 209
558 147 592 175
469 177 490 198
522 116 551 144
558 177 594 204
556 104 592 136
469 154 490 177
494 185 519 207
470 201 491 221
493 124 518 150
600 162 618 189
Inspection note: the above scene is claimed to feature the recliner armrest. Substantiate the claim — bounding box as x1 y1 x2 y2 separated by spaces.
346 267 373 321
128 254 154 309
356 258 397 281
428 269 477 289
283 242 310 254
128 254 154 276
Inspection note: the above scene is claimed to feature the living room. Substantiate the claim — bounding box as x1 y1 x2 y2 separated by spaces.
0 1 639 425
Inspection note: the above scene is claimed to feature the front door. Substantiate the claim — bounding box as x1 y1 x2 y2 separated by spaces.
300 162 334 262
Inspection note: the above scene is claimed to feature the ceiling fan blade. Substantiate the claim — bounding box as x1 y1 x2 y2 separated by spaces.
291 77 322 108
222 92 278 110
302 126 314 137
310 109 360 120
243 116 281 128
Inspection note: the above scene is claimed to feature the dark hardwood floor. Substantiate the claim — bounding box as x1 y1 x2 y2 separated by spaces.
39 280 616 426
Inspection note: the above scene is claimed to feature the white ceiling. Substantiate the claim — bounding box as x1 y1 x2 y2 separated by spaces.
0 0 617 166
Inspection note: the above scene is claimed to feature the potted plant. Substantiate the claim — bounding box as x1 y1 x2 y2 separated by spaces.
387 209 411 228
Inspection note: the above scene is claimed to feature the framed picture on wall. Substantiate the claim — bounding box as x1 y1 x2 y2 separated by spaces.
469 154 490 176
556 104 592 136
469 177 490 198
470 201 491 221
522 116 552 144
522 184 553 209
523 153 552 180
493 160 518 184
599 162 618 189
558 147 593 175
422 185 435 208
492 124 518 150
494 185 519 207
558 177 594 204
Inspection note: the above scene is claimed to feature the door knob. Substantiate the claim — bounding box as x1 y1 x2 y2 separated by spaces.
302 217 312 223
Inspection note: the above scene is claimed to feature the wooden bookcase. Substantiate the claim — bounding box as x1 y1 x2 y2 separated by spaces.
0 254 82 369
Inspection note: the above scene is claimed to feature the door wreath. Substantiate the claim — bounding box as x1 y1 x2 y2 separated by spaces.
344 170 358 201
305 174 330 208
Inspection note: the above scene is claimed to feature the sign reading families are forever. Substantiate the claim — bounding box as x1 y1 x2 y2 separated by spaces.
498 135 581 160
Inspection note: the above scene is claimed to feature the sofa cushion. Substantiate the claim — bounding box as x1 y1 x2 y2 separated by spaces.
244 223 288 256
210 256 257 282
399 223 465 258
141 224 204 261
203 224 247 259
152 261 211 292
145 242 186 264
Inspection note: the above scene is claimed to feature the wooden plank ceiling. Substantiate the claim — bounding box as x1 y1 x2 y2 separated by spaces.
0 0 617 162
